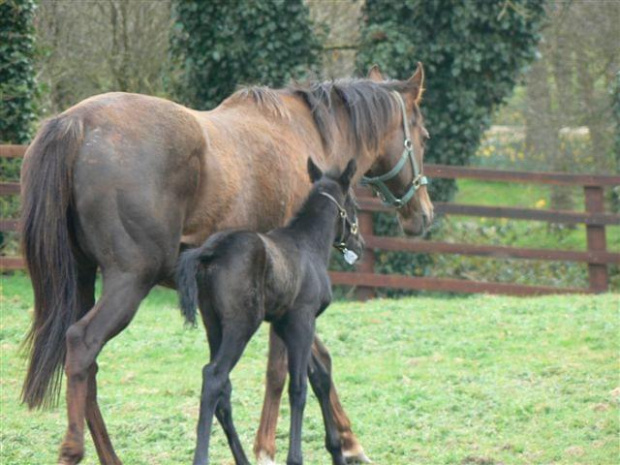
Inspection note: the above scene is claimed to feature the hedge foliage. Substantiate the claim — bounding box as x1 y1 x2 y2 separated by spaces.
612 71 620 212
0 0 37 144
170 0 321 110
357 0 546 203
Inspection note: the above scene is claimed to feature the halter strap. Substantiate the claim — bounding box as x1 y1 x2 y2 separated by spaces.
360 91 428 208
319 191 359 251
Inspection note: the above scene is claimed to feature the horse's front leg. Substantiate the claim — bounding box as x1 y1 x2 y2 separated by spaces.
312 337 370 463
254 326 288 464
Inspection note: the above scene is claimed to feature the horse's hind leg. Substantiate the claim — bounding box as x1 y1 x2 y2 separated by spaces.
312 337 370 464
59 272 152 465
72 265 122 464
86 362 121 464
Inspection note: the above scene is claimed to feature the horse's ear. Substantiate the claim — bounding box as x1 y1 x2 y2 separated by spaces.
307 157 323 183
367 64 384 82
339 159 357 189
406 62 425 103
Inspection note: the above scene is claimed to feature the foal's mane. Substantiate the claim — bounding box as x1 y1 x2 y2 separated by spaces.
227 78 418 154
284 176 343 238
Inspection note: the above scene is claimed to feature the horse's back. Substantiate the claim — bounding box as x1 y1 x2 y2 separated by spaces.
67 92 206 279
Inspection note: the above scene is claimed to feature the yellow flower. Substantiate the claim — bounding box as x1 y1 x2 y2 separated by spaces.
535 199 546 209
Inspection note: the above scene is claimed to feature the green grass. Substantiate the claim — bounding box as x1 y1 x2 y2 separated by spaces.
1 274 619 465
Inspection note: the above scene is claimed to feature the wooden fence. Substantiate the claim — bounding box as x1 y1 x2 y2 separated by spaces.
2 144 619 297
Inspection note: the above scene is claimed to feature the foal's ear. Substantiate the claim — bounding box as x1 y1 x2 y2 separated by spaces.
339 159 357 189
307 157 323 183
406 62 425 103
367 64 384 82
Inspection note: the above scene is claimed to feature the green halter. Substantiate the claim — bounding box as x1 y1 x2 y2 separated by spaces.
361 91 428 208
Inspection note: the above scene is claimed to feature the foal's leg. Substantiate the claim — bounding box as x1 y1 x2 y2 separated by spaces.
255 332 367 465
312 337 370 464
199 306 249 465
308 355 346 465
274 315 315 465
193 328 255 465
59 272 152 465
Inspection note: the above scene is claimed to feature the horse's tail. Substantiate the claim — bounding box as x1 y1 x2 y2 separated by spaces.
20 115 85 409
176 243 218 327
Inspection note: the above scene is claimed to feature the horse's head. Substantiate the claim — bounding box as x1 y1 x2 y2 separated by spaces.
308 158 365 264
363 63 434 237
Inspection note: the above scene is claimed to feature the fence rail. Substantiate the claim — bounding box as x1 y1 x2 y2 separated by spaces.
2 144 619 297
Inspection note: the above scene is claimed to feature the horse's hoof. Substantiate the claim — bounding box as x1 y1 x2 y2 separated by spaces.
58 437 84 464
343 447 372 464
257 450 277 465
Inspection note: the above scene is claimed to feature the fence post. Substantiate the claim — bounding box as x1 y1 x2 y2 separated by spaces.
354 210 375 300
584 186 608 292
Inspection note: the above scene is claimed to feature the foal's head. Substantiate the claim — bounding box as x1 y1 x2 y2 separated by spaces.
364 63 434 237
308 158 364 263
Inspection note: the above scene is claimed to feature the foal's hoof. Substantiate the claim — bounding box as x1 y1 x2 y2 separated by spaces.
343 447 372 464
257 450 277 465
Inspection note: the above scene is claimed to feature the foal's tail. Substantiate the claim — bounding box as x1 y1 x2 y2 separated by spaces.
176 242 218 327
20 115 85 409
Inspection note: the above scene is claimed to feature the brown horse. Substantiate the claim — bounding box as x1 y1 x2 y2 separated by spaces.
20 63 433 465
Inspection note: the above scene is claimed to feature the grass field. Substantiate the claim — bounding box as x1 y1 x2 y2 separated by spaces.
1 274 618 465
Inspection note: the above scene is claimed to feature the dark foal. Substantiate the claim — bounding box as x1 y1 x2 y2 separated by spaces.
176 159 363 465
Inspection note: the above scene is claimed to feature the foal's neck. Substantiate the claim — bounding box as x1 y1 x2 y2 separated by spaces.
284 189 341 265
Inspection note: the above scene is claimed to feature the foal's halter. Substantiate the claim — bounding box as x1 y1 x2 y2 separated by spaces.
361 91 428 208
319 191 359 253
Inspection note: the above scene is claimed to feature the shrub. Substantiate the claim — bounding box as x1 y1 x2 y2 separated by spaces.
0 0 37 144
170 0 321 110
0 0 37 255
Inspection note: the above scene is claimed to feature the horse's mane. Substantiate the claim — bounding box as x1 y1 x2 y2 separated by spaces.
227 86 291 120
228 79 418 154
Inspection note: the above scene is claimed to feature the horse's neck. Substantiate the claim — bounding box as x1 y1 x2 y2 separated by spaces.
204 96 378 177
316 105 379 183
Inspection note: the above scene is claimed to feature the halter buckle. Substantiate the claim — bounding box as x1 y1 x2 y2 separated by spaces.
404 139 413 150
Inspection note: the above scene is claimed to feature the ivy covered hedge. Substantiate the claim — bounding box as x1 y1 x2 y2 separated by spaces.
0 0 37 144
170 0 320 110
612 71 620 212
0 0 37 254
357 0 546 203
